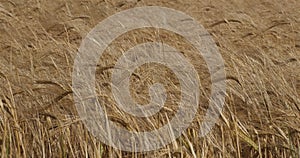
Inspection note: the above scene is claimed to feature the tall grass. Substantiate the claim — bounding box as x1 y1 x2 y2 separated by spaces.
0 0 299 157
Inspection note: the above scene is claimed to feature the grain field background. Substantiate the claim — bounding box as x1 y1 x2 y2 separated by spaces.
0 0 299 157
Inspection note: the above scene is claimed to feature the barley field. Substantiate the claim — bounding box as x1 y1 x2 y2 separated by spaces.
0 0 299 157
